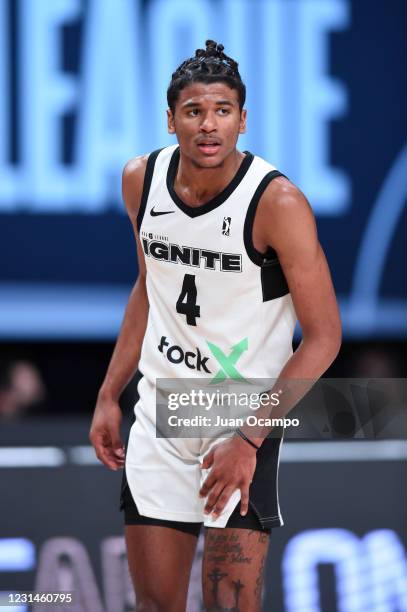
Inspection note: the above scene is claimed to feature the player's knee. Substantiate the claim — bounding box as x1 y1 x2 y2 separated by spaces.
135 596 162 612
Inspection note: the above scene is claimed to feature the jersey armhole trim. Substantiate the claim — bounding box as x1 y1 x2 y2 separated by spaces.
136 148 164 232
243 169 286 266
243 170 290 301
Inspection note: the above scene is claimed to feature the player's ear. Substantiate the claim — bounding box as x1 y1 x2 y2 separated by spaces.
239 108 247 134
167 109 176 134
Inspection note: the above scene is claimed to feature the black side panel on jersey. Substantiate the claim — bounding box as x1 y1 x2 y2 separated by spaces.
243 170 290 302
249 433 284 528
136 148 163 232
261 258 289 301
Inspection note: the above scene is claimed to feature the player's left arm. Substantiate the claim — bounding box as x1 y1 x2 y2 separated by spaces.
200 178 342 519
259 176 342 377
241 178 342 445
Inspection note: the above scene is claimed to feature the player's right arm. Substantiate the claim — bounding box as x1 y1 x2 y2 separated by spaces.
89 155 149 470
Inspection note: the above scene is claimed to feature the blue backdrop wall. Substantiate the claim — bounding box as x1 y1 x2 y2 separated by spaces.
0 0 406 338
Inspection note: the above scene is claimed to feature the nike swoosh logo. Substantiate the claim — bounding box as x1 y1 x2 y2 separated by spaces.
150 206 175 217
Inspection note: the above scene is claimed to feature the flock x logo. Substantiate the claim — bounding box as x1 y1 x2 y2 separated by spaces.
158 335 248 382
207 337 248 383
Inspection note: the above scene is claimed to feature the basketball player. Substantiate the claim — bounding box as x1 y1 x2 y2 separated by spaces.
90 40 341 611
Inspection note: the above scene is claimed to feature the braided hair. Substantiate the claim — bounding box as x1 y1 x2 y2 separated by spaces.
167 40 246 114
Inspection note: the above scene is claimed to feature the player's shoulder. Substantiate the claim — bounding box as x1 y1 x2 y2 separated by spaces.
122 154 149 184
250 154 314 234
121 154 150 218
122 145 171 190
253 155 311 217
253 157 316 249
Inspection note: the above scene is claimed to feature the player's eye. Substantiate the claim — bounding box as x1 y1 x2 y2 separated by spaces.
217 108 229 115
188 108 200 116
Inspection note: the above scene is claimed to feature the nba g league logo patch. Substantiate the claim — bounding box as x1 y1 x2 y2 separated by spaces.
222 217 231 236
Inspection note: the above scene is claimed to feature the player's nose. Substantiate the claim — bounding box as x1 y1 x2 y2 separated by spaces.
200 111 217 132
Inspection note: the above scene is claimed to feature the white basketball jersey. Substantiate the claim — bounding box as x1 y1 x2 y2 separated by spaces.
135 144 297 415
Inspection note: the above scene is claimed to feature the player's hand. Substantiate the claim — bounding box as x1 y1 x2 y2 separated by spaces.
89 391 125 470
199 435 257 518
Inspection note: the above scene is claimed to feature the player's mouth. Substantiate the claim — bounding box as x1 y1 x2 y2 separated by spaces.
196 141 221 156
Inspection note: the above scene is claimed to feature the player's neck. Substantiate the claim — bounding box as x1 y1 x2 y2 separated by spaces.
174 148 245 206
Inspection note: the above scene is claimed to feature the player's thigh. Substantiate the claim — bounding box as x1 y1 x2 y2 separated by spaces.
202 527 270 612
125 524 199 610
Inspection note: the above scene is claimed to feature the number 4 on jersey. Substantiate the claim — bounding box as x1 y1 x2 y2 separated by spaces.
176 274 200 326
